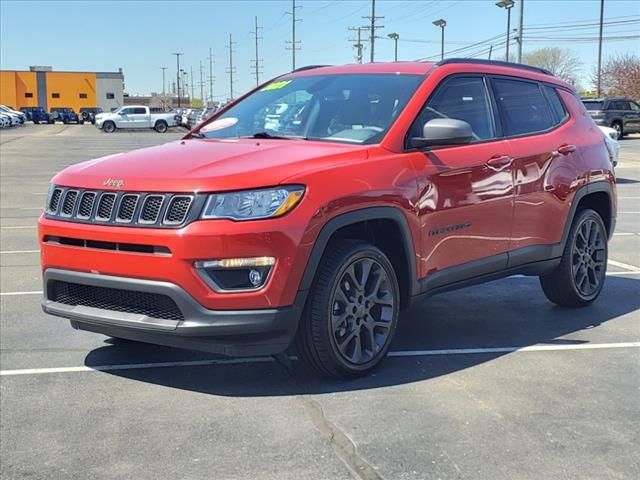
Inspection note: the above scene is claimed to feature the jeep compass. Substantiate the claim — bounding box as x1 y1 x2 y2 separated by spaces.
39 59 616 377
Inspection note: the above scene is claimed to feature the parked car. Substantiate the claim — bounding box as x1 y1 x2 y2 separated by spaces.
200 107 219 122
79 107 104 124
40 59 616 378
180 109 193 127
0 105 26 124
94 105 178 133
599 126 620 167
51 107 83 124
0 113 11 128
582 97 640 139
20 107 55 124
186 109 203 128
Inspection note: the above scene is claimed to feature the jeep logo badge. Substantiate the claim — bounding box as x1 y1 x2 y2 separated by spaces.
103 178 125 188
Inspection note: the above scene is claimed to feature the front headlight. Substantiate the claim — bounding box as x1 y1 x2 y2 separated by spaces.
201 186 305 220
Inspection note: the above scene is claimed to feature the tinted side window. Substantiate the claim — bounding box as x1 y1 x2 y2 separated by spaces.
543 85 568 124
492 78 554 136
410 76 494 141
132 107 147 114
631 102 640 111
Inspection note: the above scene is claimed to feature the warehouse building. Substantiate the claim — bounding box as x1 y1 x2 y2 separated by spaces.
0 66 124 112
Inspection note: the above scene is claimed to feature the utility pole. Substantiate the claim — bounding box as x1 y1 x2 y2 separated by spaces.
285 0 302 70
363 0 384 62
488 45 493 60
199 61 204 104
517 0 524 63
348 27 364 64
226 33 237 100
172 53 183 108
160 67 167 97
208 48 215 105
597 0 605 96
251 16 263 86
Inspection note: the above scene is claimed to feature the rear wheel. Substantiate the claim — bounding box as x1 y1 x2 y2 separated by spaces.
154 120 168 133
611 121 623 139
540 208 607 307
102 121 116 133
296 241 400 378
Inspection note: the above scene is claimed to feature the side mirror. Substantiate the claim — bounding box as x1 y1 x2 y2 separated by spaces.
410 118 473 148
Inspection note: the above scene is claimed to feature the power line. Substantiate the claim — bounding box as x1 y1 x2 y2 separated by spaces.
285 0 302 70
250 16 264 86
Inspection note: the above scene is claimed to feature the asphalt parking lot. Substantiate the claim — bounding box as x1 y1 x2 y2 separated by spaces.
1 124 638 480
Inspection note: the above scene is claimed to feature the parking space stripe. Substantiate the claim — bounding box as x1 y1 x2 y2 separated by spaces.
608 259 640 271
0 226 36 230
1 342 638 377
0 291 42 296
0 250 39 254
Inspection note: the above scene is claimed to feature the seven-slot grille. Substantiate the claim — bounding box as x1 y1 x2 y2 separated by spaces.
46 187 195 227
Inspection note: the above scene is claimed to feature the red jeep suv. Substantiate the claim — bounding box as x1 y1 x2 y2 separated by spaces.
39 59 616 377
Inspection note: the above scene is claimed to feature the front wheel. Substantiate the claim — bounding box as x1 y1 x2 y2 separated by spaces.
540 208 608 307
296 241 400 378
102 121 116 133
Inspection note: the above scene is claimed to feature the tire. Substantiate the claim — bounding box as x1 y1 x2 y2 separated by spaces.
79 119 84 125
611 121 623 140
540 208 608 307
33 120 39 125
296 241 400 378
102 121 116 133
154 120 168 133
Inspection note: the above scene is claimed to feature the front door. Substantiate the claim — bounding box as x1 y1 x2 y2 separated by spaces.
408 75 514 285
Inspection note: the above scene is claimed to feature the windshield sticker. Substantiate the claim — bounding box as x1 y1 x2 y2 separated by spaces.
200 117 238 132
260 80 292 92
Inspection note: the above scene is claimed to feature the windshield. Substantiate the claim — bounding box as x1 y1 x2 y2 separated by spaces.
583 101 604 111
197 73 424 144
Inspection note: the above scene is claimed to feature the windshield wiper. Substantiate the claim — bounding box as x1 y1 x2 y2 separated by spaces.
247 131 301 140
190 132 205 138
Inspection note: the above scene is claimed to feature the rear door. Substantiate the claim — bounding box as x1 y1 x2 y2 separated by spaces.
130 107 150 128
492 77 578 265
409 75 514 283
623 101 640 133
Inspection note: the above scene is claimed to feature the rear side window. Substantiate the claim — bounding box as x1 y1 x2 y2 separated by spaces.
410 76 494 141
492 78 554 136
132 107 146 114
542 85 568 124
583 101 603 111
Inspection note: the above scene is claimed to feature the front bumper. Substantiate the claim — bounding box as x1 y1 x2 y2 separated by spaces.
43 268 300 356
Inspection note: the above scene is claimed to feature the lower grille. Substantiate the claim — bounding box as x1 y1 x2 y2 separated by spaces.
49 280 184 321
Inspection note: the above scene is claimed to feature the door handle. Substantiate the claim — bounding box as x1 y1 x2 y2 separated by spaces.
486 154 513 170
557 144 577 155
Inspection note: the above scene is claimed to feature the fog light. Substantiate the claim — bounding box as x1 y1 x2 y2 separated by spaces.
194 257 275 292
249 269 262 287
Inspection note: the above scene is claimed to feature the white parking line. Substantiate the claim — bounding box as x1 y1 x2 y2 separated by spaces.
608 259 640 272
0 250 39 254
613 232 639 236
1 342 638 377
0 290 42 297
618 211 640 214
0 225 36 230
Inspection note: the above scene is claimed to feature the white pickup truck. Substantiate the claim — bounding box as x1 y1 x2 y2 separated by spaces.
94 105 178 133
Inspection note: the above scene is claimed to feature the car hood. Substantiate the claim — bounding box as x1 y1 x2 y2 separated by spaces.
52 138 369 192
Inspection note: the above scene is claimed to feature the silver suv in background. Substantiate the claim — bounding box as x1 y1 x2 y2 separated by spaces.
582 97 640 139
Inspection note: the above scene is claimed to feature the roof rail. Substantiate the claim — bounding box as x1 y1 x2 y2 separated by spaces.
292 65 331 72
437 58 553 76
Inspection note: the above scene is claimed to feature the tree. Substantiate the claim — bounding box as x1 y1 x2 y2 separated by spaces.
522 47 582 86
598 54 640 99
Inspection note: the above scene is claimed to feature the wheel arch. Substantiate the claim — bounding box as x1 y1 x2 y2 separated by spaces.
561 181 615 250
297 207 419 309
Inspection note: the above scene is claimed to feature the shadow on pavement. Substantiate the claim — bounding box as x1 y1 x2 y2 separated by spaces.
84 275 640 396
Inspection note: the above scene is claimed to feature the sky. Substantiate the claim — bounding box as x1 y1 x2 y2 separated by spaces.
1 0 639 100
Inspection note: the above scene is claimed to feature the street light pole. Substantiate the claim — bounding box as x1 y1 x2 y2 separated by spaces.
496 0 515 62
387 33 399 62
432 19 446 61
160 67 167 98
172 53 183 108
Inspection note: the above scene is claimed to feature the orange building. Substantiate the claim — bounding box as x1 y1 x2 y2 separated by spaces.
0 66 124 112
